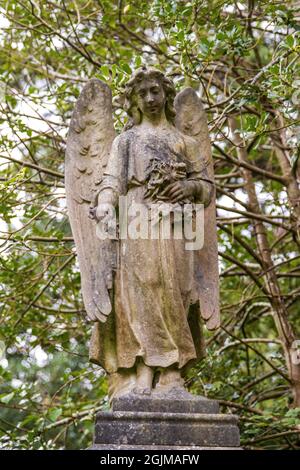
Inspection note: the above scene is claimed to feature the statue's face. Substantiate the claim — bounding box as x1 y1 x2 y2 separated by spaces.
135 78 166 120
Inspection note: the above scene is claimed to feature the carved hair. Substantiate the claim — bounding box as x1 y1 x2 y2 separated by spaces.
123 66 176 130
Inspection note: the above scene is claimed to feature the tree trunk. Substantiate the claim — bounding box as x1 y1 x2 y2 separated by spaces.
230 117 300 407
271 112 300 234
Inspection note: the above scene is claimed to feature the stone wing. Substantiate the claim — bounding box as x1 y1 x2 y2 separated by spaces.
65 79 116 322
175 87 220 330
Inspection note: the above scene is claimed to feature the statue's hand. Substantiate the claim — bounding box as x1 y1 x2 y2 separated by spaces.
94 202 117 240
95 202 114 222
160 180 196 203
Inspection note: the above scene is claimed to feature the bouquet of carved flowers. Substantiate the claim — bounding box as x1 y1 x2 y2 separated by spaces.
144 157 188 202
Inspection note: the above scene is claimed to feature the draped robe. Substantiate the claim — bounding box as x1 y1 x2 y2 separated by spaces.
89 122 213 374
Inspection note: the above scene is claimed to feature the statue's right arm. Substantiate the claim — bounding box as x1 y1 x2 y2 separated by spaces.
96 135 124 208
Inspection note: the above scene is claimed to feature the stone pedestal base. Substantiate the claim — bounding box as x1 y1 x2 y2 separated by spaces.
91 390 240 450
91 445 240 450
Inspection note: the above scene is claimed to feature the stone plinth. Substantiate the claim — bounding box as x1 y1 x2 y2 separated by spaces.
91 390 240 450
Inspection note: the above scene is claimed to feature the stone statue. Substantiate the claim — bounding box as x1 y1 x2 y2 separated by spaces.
65 67 220 402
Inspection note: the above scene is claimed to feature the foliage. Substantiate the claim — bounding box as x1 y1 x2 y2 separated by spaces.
0 0 300 449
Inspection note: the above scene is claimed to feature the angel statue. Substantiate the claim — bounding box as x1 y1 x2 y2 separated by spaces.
65 67 220 401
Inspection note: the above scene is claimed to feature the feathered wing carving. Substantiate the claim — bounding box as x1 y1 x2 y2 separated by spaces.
65 79 116 322
175 87 220 330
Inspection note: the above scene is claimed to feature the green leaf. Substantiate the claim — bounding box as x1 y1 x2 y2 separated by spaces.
286 35 294 48
48 408 63 422
0 392 14 404
100 65 110 80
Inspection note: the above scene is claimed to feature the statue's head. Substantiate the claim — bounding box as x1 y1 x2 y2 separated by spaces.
123 67 176 128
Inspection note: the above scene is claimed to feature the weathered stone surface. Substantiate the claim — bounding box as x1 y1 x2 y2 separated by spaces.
91 444 241 450
66 67 221 402
113 389 219 414
91 389 240 450
93 410 240 448
67 68 241 452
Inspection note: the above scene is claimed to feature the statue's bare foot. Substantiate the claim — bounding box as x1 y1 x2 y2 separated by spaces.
154 367 185 394
108 370 137 402
132 385 151 396
134 360 154 395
